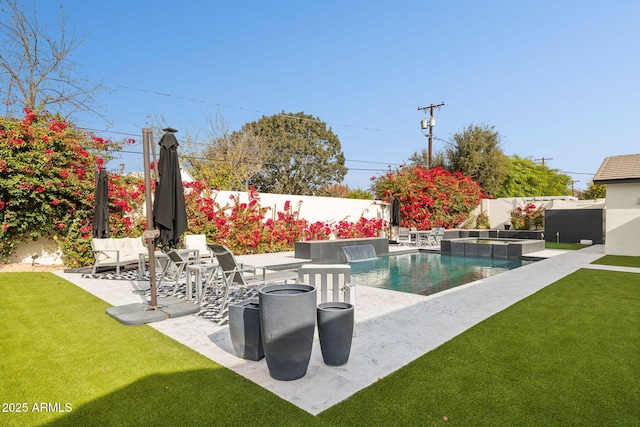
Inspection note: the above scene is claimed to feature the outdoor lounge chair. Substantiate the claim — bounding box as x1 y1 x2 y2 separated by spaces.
206 244 298 312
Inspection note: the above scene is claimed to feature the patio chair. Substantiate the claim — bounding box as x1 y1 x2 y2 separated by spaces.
184 234 214 259
297 264 354 305
206 244 298 312
156 250 216 300
425 229 438 246
298 264 356 336
397 227 413 246
156 250 194 296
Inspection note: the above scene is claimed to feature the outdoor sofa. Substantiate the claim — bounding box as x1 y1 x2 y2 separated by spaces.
91 237 148 275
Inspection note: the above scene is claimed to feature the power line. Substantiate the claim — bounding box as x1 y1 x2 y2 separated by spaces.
114 85 418 136
115 149 400 170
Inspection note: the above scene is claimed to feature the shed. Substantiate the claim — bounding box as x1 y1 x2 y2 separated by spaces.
593 153 640 256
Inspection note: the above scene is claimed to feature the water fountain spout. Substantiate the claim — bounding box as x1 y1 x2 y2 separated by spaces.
341 245 377 262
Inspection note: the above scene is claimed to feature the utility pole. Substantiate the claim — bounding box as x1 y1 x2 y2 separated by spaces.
535 157 553 166
417 102 445 169
571 180 580 197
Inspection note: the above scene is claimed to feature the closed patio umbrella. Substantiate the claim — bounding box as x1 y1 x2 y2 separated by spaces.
92 169 110 238
391 196 401 227
152 128 188 251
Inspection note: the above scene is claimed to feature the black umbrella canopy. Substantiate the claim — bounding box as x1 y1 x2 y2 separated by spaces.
152 128 188 250
92 169 110 238
391 196 401 227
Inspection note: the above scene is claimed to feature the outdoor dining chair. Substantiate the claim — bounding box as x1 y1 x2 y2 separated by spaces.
157 250 214 301
207 244 298 313
184 234 214 259
397 227 413 246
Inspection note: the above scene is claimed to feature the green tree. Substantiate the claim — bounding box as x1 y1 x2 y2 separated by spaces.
445 123 508 197
0 0 105 119
496 155 571 197
346 188 373 200
581 181 606 200
244 112 347 195
407 147 446 169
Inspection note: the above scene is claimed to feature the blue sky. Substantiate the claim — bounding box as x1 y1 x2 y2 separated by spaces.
32 0 640 191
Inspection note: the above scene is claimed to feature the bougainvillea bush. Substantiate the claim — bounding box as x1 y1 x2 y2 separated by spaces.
0 109 135 265
509 202 545 230
1 109 385 266
182 182 384 255
375 165 484 229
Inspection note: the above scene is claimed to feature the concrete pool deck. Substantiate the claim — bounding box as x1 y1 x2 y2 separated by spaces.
54 244 638 415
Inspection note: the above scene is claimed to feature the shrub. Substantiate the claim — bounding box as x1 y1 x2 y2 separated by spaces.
375 165 484 229
509 203 545 230
476 211 490 229
0 109 134 265
1 111 386 266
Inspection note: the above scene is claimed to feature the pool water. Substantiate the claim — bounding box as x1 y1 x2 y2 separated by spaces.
349 252 530 296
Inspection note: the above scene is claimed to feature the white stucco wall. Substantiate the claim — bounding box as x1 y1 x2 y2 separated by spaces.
471 197 575 229
211 190 389 224
9 237 64 265
603 183 640 256
10 191 391 265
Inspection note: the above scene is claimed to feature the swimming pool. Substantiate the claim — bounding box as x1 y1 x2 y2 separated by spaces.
348 252 531 296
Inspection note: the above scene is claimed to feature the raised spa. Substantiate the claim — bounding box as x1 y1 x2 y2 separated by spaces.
440 237 544 259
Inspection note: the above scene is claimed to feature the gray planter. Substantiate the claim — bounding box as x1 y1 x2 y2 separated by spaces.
317 302 354 366
259 284 317 381
228 298 264 361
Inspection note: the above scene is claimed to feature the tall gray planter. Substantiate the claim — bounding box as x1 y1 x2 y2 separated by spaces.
317 302 354 366
259 284 316 381
229 298 264 361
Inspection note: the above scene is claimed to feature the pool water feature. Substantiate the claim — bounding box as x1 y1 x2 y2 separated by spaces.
349 252 531 296
341 244 377 262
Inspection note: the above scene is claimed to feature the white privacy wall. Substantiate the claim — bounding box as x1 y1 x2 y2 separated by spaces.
211 190 389 224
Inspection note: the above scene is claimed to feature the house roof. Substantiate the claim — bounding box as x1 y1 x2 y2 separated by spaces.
593 153 640 184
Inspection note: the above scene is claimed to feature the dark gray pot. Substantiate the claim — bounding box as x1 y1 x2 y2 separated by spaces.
259 284 316 381
229 298 264 361
317 302 354 366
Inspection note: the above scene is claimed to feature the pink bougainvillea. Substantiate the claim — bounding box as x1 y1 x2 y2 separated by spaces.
1 110 386 266
375 165 484 229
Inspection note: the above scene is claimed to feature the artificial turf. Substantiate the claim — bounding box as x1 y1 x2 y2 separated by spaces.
0 272 315 426
544 242 591 250
319 268 640 426
1 269 638 426
591 254 640 268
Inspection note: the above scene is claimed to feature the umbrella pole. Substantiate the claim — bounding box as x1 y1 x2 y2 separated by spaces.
142 128 159 309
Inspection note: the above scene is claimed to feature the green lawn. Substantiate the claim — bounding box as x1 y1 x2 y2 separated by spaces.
591 254 640 268
545 241 591 250
1 270 638 426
